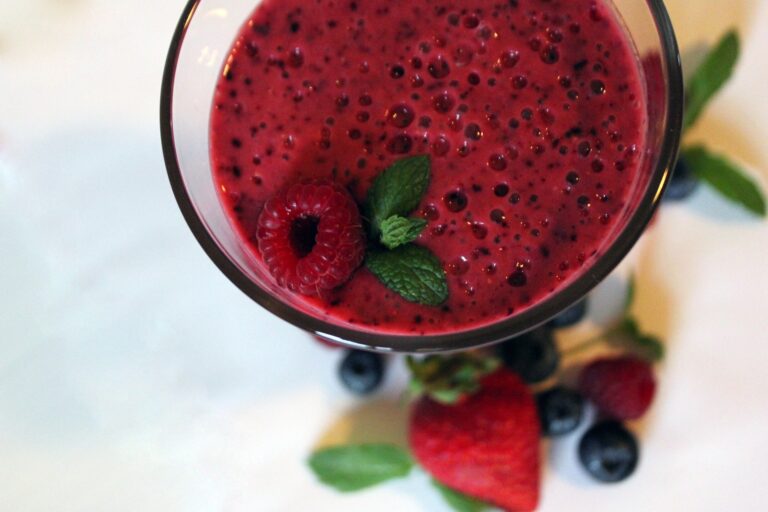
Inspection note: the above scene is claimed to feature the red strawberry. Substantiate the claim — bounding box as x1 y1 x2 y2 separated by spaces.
256 180 365 296
409 370 540 511
579 356 656 420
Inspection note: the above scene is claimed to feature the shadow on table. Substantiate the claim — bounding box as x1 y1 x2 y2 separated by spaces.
313 397 410 450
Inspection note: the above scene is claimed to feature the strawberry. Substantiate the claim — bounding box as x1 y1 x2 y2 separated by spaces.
579 356 656 420
408 369 540 511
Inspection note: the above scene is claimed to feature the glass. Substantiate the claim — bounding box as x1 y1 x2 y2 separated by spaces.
160 0 683 353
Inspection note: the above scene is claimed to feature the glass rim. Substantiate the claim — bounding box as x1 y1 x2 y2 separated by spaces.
160 0 684 353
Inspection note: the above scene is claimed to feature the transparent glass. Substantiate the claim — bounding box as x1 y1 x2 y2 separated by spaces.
161 0 683 353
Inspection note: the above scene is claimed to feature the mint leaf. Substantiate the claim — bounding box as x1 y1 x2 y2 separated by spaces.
308 444 414 492
684 30 739 130
624 274 636 312
614 317 665 362
365 155 431 234
366 244 448 306
380 215 427 249
432 480 489 512
683 145 766 216
635 334 665 362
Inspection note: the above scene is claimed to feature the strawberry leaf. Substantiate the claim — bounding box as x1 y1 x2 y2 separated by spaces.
683 145 766 217
308 444 414 492
407 354 500 404
432 480 489 512
380 215 428 249
366 244 448 306
684 30 740 130
365 155 431 235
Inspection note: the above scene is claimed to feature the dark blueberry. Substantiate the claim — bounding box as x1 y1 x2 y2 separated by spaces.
664 155 699 201
536 387 585 436
497 327 559 383
548 298 588 328
338 350 385 395
579 421 639 483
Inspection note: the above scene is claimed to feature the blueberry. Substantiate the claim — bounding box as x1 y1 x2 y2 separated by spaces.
339 350 384 395
536 387 584 436
548 298 588 328
497 327 559 383
578 421 639 483
664 155 699 201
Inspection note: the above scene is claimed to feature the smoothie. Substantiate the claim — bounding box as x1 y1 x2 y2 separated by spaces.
210 0 647 335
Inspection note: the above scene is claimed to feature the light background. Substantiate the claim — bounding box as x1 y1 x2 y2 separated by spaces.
1 0 767 510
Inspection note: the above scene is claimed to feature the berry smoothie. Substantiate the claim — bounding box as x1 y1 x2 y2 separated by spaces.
210 0 647 335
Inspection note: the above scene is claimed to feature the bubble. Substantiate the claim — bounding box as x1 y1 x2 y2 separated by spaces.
578 141 592 157
432 91 455 113
512 75 528 89
465 123 483 140
500 50 520 68
387 103 415 128
468 72 481 85
592 159 604 173
463 15 480 28
428 56 451 78
422 203 440 220
359 94 372 106
507 270 527 287
431 135 451 156
288 47 304 68
387 133 413 154
453 45 475 67
356 111 370 122
448 113 464 131
488 154 508 171
491 208 507 226
494 183 510 197
590 80 606 95
456 140 470 157
390 65 406 78
471 221 488 239
540 45 559 64
444 190 468 212
335 94 350 108
566 171 580 184
411 74 425 87
447 256 470 275
539 107 555 125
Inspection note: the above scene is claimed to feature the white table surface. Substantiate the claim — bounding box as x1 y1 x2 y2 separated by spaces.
1 0 767 510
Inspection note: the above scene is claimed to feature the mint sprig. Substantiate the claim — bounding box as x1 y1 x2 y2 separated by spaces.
563 276 664 362
365 155 430 236
683 145 766 216
363 155 448 306
684 30 739 130
678 29 766 217
432 480 490 512
367 245 448 306
380 215 428 250
308 444 414 492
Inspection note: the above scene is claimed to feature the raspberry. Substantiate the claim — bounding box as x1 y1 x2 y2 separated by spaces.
578 356 656 420
256 181 366 296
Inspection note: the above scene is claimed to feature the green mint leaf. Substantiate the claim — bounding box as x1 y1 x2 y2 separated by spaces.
635 334 665 362
366 244 448 306
624 274 636 312
365 155 431 235
432 480 489 512
380 215 428 249
684 30 739 130
616 317 665 362
308 444 414 492
683 145 766 216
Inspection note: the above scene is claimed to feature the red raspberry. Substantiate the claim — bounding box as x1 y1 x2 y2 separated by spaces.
256 181 365 296
579 356 656 420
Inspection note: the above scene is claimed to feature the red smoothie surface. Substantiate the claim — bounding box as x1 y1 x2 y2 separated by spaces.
210 0 647 335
